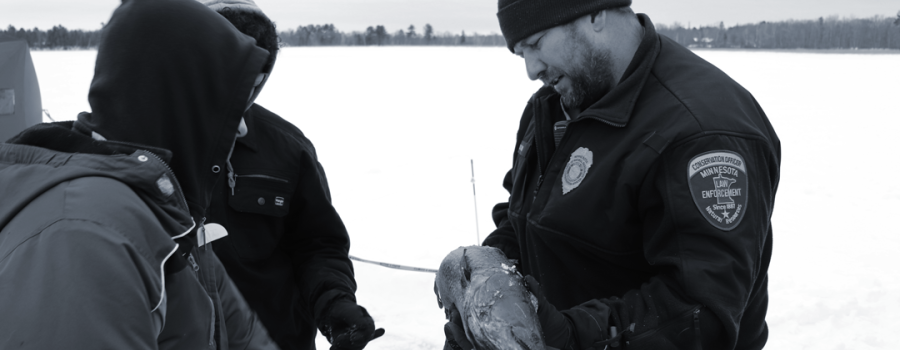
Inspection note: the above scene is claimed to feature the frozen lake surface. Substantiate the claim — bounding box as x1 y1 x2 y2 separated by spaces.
29 47 900 349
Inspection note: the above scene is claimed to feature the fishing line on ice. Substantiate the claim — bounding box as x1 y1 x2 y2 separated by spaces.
348 161 483 274
349 255 438 273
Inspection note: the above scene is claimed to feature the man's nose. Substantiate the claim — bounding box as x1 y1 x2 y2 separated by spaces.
523 53 545 81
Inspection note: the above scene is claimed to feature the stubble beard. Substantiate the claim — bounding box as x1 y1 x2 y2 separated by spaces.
558 28 615 110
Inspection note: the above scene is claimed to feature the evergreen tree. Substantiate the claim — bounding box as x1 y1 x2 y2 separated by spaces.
375 25 387 45
364 26 376 45
424 24 434 43
45 25 69 50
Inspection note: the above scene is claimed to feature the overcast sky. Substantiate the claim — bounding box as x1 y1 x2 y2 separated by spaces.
3 0 898 34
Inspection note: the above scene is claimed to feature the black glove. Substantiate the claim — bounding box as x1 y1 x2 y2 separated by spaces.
443 308 473 350
524 275 575 350
321 299 385 350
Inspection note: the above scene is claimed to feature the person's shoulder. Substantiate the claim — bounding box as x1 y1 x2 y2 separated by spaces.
66 176 148 215
7 174 174 266
644 37 771 137
246 104 315 151
65 176 172 235
651 36 752 104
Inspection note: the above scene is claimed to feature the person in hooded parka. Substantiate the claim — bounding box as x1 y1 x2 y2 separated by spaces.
0 33 42 142
0 0 280 348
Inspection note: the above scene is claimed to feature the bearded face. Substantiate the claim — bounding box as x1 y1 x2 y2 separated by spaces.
514 18 620 112
555 25 616 110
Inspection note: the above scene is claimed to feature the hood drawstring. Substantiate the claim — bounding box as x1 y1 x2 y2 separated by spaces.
226 117 249 196
226 137 237 196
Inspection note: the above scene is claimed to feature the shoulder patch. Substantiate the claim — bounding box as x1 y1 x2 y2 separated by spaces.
687 150 748 231
562 147 593 195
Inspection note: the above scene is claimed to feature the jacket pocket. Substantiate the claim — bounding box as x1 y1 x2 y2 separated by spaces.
223 174 293 261
228 174 293 217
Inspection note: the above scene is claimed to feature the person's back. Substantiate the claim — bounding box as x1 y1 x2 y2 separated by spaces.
0 142 184 347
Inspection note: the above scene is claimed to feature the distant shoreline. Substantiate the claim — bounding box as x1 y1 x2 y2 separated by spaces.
28 47 900 54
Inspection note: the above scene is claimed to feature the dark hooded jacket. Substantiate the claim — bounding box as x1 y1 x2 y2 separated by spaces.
0 0 277 348
483 15 779 350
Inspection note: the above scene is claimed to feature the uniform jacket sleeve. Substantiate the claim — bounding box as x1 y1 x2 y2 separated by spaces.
484 169 520 261
568 132 779 349
483 98 538 262
280 145 358 323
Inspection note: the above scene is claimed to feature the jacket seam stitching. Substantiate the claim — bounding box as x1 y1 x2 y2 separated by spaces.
61 218 167 311
649 72 703 130
0 217 66 264
658 149 691 301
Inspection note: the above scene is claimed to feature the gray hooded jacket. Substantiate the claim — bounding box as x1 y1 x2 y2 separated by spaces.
0 0 278 348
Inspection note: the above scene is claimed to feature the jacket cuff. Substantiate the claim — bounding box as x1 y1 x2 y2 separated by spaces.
313 290 355 325
561 299 612 349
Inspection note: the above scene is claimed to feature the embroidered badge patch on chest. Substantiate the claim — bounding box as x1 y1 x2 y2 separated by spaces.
562 147 593 195
688 150 748 231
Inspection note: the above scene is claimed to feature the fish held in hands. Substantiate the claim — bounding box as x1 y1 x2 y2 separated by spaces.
435 246 545 350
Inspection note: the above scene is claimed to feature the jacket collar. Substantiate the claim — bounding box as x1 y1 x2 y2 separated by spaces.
1 122 195 239
577 13 660 127
235 104 259 152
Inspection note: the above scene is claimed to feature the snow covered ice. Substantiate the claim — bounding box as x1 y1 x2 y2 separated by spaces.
29 47 900 349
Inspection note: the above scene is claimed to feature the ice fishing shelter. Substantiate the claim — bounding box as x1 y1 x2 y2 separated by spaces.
0 34 42 142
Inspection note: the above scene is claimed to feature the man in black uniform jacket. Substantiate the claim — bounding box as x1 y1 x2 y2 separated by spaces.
200 1 383 349
445 1 780 349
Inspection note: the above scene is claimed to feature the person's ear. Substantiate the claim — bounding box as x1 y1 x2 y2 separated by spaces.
254 73 267 87
591 10 608 32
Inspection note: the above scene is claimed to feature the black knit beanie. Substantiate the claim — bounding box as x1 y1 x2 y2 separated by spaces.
498 0 632 52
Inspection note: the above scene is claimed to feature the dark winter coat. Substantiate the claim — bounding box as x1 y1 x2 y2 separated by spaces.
483 14 780 350
0 124 278 349
0 0 276 348
207 104 358 350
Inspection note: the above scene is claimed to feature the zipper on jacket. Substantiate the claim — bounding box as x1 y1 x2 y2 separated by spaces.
529 115 623 202
198 217 207 249
187 253 200 271
533 175 544 201
206 294 217 348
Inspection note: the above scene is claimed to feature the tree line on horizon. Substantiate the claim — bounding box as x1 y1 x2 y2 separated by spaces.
280 24 506 46
658 13 900 50
4 12 899 50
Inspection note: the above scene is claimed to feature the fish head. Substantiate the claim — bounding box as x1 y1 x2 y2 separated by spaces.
436 247 470 319
464 271 545 350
